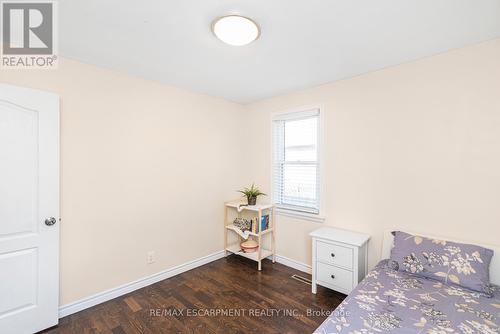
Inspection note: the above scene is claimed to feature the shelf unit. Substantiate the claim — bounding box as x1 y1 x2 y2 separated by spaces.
224 201 276 270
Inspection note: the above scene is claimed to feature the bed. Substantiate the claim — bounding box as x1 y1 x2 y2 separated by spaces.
313 231 500 334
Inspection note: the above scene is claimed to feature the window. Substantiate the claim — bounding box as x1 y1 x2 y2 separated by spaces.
272 108 321 215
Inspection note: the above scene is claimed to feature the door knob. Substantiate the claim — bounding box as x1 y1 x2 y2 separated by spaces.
45 217 57 226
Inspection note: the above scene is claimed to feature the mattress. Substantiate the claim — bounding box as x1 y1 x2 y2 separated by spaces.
314 260 500 334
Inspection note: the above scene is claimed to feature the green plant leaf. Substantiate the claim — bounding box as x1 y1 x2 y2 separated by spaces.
237 184 267 197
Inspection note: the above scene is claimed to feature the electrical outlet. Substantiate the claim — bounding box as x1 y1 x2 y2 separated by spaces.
147 251 155 264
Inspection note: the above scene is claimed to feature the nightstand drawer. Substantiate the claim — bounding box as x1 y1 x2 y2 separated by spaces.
317 262 353 291
316 241 353 269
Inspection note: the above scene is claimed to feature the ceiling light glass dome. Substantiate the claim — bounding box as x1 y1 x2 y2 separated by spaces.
212 15 260 46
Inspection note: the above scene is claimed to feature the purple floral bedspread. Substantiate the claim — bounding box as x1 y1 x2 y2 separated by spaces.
314 260 500 334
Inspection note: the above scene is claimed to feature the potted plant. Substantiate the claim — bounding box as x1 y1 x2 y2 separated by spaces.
238 184 266 206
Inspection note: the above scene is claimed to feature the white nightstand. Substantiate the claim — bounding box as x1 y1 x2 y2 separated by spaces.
310 227 370 295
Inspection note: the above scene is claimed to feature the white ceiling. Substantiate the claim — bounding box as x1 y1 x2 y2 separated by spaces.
60 0 500 104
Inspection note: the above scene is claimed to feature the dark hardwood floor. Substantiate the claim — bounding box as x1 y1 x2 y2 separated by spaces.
41 255 345 334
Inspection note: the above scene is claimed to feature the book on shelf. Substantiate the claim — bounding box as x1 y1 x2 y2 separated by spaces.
261 214 269 232
250 214 269 233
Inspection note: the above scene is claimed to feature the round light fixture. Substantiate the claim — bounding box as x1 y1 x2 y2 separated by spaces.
212 15 260 46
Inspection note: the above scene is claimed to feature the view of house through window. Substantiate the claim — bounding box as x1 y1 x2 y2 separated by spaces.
272 108 320 214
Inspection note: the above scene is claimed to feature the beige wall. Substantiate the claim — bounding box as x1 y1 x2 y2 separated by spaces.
245 38 500 270
1 38 499 306
1 59 247 305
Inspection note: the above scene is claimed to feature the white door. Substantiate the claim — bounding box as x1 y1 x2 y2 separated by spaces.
0 84 60 334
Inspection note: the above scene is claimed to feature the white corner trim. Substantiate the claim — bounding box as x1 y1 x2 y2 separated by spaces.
274 254 311 274
58 250 225 318
275 208 325 223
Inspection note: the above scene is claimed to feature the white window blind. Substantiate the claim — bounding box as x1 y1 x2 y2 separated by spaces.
272 109 320 214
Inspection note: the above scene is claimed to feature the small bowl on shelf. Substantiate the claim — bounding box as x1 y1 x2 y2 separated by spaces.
240 240 259 253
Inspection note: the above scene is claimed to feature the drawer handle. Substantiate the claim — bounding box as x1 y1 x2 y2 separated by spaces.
331 274 336 279
331 253 335 258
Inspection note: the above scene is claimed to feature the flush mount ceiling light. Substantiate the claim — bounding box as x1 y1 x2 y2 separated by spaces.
212 15 260 46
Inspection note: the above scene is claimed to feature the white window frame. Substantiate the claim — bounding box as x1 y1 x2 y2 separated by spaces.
270 104 326 223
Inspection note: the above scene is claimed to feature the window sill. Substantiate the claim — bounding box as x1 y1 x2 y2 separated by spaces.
275 207 325 223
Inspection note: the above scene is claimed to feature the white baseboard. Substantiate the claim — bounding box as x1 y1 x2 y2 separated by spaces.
59 251 310 318
58 250 225 318
274 254 311 274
